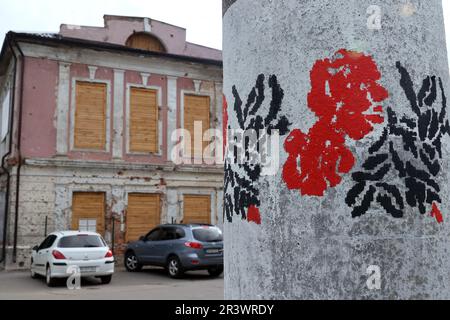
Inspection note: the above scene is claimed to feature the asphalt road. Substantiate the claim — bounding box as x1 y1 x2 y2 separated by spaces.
0 267 224 300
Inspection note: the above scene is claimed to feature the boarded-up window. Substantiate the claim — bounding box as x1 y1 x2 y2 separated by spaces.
74 82 107 150
71 193 105 235
183 195 211 224
126 33 166 53
126 194 161 242
184 95 210 158
129 88 159 153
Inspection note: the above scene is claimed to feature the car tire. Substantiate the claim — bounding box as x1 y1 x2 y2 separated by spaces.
100 275 112 284
46 266 57 287
124 251 142 272
208 265 224 277
167 256 184 279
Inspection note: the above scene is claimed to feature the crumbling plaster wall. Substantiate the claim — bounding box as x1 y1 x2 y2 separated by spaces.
4 162 223 269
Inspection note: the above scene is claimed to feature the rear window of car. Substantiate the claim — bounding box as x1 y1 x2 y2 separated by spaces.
58 235 105 248
192 227 223 242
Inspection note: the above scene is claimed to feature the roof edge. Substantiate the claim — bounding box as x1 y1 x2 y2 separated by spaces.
103 14 187 30
6 32 223 67
0 32 15 75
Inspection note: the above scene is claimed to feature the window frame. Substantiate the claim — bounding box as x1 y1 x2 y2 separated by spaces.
125 32 167 53
125 83 163 156
38 235 57 251
70 191 106 236
160 227 185 241
125 192 162 242
175 227 186 240
78 219 97 232
180 90 215 162
182 194 213 225
192 227 223 243
145 228 162 242
179 189 216 225
57 235 105 249
70 78 112 153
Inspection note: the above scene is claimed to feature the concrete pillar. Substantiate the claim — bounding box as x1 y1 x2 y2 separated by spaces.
167 76 178 162
55 62 71 156
223 0 450 299
112 69 125 160
166 189 178 223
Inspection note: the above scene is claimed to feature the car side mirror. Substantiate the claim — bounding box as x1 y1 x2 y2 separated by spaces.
32 245 39 252
139 236 146 242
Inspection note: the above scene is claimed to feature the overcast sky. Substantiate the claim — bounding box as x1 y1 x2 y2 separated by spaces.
0 0 223 48
0 0 449 67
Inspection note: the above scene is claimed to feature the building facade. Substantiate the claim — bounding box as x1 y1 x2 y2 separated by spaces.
0 15 223 269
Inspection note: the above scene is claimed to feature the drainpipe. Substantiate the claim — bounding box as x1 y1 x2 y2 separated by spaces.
12 39 24 264
0 34 18 264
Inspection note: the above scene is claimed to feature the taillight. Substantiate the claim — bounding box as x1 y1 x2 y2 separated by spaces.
52 250 66 260
105 250 113 258
185 242 203 250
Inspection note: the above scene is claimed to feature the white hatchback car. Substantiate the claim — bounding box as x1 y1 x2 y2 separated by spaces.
30 231 114 287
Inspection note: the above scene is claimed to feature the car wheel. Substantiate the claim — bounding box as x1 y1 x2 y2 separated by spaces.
46 266 57 287
208 265 224 277
100 275 112 284
167 256 184 279
124 251 142 272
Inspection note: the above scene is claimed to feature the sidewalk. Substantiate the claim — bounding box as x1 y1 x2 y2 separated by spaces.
0 268 224 300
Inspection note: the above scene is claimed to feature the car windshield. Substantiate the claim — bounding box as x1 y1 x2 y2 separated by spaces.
58 235 105 248
192 227 223 243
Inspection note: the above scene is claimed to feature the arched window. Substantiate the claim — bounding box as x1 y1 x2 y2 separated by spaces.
126 33 166 53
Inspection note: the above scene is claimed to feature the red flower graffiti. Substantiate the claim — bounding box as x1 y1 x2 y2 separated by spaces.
430 202 444 224
283 49 389 196
247 205 262 225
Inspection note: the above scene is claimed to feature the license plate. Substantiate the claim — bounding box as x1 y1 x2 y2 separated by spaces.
80 267 97 273
206 249 221 254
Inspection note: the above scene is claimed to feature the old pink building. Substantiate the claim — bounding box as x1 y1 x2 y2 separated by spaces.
0 15 223 269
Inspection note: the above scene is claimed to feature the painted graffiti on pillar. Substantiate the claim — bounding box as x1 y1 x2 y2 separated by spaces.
282 49 389 196
225 50 449 225
224 75 291 224
346 62 450 223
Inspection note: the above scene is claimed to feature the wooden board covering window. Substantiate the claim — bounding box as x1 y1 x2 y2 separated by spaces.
129 88 159 153
126 34 166 52
183 195 211 224
74 82 107 150
184 95 210 158
126 194 161 242
71 193 105 235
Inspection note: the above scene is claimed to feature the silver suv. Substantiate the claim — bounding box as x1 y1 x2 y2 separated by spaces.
124 224 223 278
